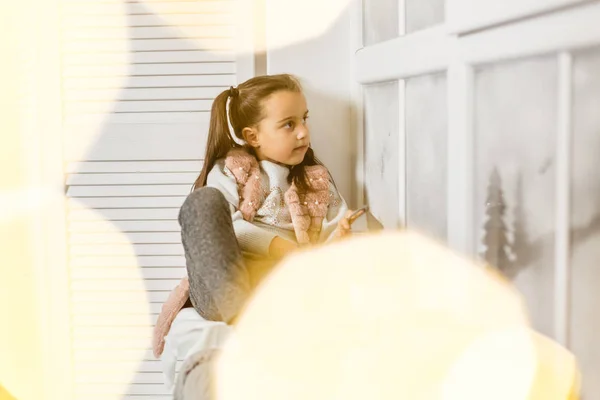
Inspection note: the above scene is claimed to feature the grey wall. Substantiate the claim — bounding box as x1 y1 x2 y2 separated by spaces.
570 46 600 399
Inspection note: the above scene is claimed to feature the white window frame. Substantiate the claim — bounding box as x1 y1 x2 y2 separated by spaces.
446 0 594 34
354 0 600 347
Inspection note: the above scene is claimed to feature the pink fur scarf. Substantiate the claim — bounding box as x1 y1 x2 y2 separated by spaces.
224 148 331 245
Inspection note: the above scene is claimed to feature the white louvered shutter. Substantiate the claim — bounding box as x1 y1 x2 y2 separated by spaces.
60 1 254 398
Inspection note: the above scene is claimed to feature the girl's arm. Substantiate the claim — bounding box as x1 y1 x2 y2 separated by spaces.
269 236 298 259
206 160 286 257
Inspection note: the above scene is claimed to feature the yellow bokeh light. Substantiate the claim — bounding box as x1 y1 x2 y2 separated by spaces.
216 231 579 400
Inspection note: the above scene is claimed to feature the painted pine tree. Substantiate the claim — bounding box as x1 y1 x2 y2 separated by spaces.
481 167 511 270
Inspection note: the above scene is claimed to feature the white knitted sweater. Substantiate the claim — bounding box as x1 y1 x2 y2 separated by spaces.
206 159 348 256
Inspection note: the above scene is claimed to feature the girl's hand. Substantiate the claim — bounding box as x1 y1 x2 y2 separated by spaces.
334 210 355 239
269 236 298 259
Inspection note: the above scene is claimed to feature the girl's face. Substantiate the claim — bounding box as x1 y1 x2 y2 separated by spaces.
247 90 310 166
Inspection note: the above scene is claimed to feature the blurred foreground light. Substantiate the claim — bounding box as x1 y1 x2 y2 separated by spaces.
0 188 48 223
0 384 17 400
63 200 152 400
216 231 579 400
264 0 352 51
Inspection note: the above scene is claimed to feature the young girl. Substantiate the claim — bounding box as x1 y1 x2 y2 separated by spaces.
153 74 352 357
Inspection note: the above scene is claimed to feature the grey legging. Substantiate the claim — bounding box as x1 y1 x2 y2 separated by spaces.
178 187 251 323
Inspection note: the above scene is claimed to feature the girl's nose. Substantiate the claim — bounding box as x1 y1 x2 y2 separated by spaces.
297 126 308 140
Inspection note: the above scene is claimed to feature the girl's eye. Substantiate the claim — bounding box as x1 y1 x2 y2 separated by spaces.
284 121 294 129
303 116 309 124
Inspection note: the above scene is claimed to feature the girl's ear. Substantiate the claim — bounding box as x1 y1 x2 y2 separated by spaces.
242 127 260 148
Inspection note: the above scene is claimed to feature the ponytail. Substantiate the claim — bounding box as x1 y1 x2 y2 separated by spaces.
192 89 240 190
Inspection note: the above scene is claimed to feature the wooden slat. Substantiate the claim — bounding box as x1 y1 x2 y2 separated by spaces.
65 111 211 125
65 99 213 114
64 120 207 144
63 50 235 65
70 244 182 256
73 326 154 338
73 339 167 359
67 172 197 186
74 371 165 385
72 63 234 77
73 348 155 362
64 0 225 3
64 122 207 161
73 360 169 374
72 322 157 332
62 14 234 28
62 25 234 40
63 1 234 15
66 160 202 174
63 62 235 77
69 231 183 244
70 208 182 223
70 244 184 257
72 291 170 303
73 336 154 346
67 185 191 198
73 320 156 332
67 197 188 209
63 38 234 53
74 383 171 396
71 301 164 314
72 279 180 291
63 0 229 3
70 243 184 255
65 0 228 3
68 208 178 221
64 86 224 101
72 314 159 327
68 208 180 221
76 396 171 400
68 220 181 233
73 341 173 353
70 255 185 267
69 243 184 256
73 337 154 350
64 74 235 89
74 348 156 361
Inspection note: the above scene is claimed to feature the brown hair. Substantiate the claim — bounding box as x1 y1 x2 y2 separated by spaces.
192 74 324 191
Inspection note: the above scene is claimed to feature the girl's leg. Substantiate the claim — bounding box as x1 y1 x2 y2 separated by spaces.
178 187 250 323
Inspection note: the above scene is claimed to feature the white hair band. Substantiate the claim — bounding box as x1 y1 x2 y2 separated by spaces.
226 95 246 146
